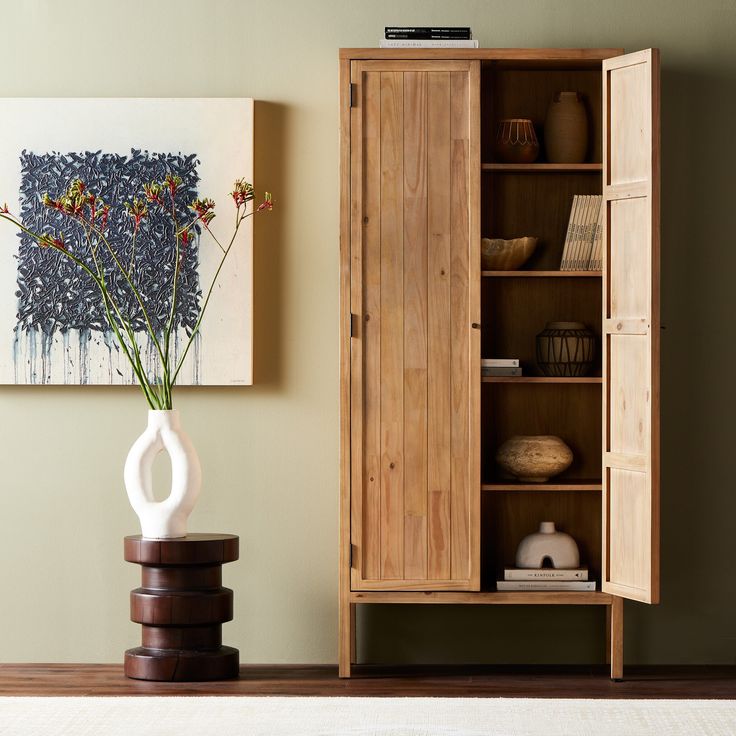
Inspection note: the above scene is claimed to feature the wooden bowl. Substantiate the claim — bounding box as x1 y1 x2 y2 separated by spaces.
481 237 538 271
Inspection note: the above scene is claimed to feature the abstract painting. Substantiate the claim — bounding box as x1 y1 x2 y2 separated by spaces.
0 98 254 385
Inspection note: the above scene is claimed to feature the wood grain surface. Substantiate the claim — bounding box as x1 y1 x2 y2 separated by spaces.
348 60 480 591
0 664 733 698
124 535 240 682
601 49 660 605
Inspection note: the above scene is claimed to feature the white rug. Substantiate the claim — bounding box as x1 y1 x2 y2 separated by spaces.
0 696 734 736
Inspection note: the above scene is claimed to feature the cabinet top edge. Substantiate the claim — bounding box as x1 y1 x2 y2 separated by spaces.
339 48 625 61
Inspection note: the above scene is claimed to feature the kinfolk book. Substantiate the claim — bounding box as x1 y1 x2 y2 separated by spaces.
504 568 589 581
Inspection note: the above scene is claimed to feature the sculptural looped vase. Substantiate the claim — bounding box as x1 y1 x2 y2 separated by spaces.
124 409 202 539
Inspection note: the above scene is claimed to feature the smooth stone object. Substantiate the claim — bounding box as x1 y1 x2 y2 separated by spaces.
124 409 202 539
516 521 580 569
495 435 573 483
481 236 538 271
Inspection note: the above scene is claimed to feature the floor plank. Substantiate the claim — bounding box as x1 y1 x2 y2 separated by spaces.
0 664 734 698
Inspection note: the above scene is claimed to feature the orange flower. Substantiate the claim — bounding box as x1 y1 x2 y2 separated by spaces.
38 233 66 251
257 192 273 212
189 197 216 225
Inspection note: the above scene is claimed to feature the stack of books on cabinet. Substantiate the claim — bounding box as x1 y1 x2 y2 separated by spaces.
481 358 521 377
497 568 596 591
560 195 603 271
379 26 478 48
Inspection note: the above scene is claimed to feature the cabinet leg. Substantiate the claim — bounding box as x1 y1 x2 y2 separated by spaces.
339 593 353 678
609 596 624 681
350 602 357 664
605 605 611 664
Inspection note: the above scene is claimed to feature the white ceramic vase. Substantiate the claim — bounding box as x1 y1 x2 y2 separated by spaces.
124 409 202 539
515 521 580 569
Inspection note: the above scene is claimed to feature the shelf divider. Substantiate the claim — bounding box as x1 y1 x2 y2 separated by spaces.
351 590 612 605
482 376 602 384
482 163 603 173
482 270 602 278
482 480 603 492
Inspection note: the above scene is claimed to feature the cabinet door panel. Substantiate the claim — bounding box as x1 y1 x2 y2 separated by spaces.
602 49 660 604
350 60 480 590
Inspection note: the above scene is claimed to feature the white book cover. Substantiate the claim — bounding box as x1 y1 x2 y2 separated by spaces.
586 197 603 270
592 199 604 270
504 568 589 581
379 39 479 48
560 195 579 270
587 195 600 269
496 580 596 591
481 358 520 367
571 195 591 271
581 195 599 269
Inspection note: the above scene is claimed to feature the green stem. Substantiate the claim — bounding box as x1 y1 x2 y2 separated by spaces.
1 212 161 407
102 291 159 409
171 209 249 385
162 190 181 408
204 221 227 254
82 221 160 407
87 221 167 370
128 228 137 275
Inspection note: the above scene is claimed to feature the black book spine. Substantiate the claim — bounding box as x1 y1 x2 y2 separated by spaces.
385 33 473 39
385 27 472 33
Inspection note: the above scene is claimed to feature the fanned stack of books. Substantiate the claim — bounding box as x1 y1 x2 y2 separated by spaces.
497 568 595 591
559 195 603 271
481 358 521 377
380 26 479 48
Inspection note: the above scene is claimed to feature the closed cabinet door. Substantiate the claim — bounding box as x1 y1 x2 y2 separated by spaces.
349 60 480 590
601 49 660 603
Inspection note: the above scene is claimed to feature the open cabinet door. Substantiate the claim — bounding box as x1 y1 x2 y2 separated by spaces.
601 49 660 604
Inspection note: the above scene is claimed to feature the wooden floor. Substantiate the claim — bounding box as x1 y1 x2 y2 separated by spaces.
0 664 734 698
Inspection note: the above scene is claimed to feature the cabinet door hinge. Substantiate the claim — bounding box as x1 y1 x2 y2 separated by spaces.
349 83 357 108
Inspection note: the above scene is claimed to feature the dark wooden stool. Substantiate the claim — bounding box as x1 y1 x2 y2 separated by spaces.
124 533 239 681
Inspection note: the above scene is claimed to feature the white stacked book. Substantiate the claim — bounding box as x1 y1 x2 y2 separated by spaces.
497 568 595 591
559 195 603 271
481 358 521 377
380 26 479 48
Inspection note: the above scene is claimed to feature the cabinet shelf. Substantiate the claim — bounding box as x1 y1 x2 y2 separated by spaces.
482 270 602 278
482 163 603 173
482 480 603 492
482 376 602 384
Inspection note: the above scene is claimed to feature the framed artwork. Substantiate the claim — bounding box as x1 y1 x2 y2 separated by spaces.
0 98 254 386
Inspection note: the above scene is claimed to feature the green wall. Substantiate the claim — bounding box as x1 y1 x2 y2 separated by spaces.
0 0 734 665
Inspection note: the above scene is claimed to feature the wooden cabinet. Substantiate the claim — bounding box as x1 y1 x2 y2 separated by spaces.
339 48 660 679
